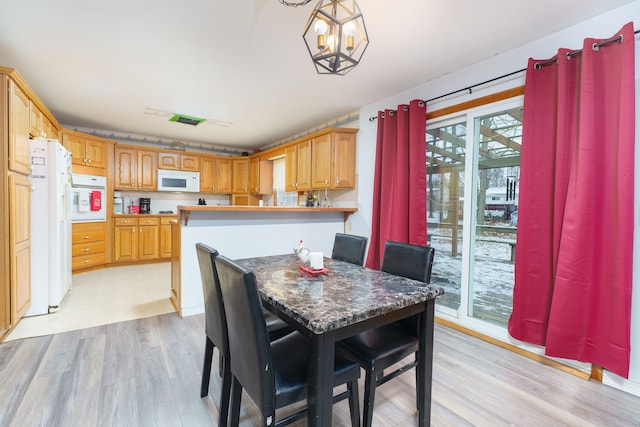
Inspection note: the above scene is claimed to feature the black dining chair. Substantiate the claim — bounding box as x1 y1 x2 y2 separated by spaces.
195 243 232 426
196 243 293 426
331 233 368 266
214 254 361 427
337 240 435 427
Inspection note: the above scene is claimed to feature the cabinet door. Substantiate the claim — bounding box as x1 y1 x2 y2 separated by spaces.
199 157 215 193
180 154 199 171
9 173 31 321
138 150 158 190
114 225 138 261
311 134 332 189
296 140 312 191
138 225 159 260
249 157 260 194
285 145 298 191
159 223 172 258
29 102 43 137
114 147 137 190
85 139 106 169
8 80 31 175
64 134 87 166
331 132 356 188
232 158 249 194
215 157 233 193
158 152 179 170
250 158 273 195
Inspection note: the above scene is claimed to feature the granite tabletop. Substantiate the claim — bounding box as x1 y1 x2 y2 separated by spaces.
237 254 445 334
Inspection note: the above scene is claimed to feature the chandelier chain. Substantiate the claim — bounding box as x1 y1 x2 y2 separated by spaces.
279 0 313 6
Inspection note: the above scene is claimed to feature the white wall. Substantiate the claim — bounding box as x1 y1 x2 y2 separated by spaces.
350 2 640 395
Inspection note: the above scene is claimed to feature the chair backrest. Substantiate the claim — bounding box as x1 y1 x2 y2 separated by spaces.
331 233 368 266
196 243 229 357
380 241 435 284
214 254 275 415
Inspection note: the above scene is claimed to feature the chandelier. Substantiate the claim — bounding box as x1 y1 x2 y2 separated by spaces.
302 0 369 75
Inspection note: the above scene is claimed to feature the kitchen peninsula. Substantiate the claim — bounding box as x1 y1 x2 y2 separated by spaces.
170 205 357 316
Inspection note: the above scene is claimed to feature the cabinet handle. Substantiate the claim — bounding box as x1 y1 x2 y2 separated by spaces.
335 176 339 185
83 235 90 239
82 260 90 264
82 248 90 252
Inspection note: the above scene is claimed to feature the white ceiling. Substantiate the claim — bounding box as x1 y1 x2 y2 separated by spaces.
1 0 634 151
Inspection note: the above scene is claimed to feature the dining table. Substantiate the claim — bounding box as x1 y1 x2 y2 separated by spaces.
237 253 444 427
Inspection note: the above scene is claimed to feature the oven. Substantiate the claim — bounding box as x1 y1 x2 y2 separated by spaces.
71 173 107 222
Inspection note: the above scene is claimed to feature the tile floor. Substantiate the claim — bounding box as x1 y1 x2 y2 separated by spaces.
4 262 174 342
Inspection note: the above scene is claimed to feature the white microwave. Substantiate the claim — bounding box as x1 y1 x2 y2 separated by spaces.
157 169 200 192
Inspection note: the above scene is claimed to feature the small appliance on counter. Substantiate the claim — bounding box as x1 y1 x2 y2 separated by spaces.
139 197 151 214
113 191 123 214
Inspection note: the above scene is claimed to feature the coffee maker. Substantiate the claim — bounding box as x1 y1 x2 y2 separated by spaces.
139 197 151 214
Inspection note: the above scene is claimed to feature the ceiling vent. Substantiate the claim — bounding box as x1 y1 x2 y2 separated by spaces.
168 113 207 126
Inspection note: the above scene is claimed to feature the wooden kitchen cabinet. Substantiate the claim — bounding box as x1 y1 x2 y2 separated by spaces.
72 222 107 271
249 157 273 195
62 129 110 172
158 152 200 171
311 130 356 189
113 217 138 262
114 146 157 190
29 102 58 140
232 157 250 194
8 79 30 175
112 215 175 263
199 155 233 194
9 173 31 321
159 217 175 258
285 140 312 192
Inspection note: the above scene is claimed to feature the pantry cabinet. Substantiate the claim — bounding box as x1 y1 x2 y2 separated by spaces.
9 174 31 321
8 79 30 175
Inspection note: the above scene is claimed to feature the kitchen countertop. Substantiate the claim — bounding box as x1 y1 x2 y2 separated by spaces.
177 205 357 225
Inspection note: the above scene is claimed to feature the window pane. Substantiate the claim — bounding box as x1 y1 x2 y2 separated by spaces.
470 107 522 326
427 120 466 312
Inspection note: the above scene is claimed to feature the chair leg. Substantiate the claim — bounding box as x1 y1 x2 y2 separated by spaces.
200 337 215 398
218 355 232 427
229 376 243 427
347 379 361 427
362 372 378 427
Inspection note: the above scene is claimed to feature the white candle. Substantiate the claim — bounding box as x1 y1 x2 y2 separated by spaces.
309 251 324 270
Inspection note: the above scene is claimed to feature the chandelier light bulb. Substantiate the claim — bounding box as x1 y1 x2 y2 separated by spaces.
314 19 328 50
343 21 356 51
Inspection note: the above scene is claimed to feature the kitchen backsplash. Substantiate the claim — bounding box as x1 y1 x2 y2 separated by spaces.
117 191 230 214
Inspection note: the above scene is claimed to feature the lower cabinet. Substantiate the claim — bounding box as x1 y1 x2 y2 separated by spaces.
113 215 176 263
72 222 107 271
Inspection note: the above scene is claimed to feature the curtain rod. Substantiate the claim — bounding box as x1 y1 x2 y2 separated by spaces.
369 28 640 122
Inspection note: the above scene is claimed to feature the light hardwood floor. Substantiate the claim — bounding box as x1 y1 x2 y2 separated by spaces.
1 312 639 426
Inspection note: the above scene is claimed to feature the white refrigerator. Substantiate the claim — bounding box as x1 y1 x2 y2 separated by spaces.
25 138 73 316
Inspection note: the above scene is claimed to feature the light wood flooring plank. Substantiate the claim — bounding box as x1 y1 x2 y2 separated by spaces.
2 314 640 426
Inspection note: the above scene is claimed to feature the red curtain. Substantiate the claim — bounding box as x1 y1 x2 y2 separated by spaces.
508 22 635 378
366 99 427 269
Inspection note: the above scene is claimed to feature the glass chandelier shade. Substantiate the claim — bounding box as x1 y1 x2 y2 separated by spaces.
302 0 369 75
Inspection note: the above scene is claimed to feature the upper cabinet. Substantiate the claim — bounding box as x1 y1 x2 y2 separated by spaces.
232 157 250 194
62 129 111 173
29 102 59 140
158 152 199 171
249 157 273 195
8 79 30 175
114 146 157 191
285 140 312 192
200 155 232 194
311 130 356 189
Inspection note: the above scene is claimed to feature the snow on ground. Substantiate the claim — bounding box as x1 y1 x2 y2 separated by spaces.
429 232 515 326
